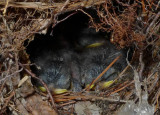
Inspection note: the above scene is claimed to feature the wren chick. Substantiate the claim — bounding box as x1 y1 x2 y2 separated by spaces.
81 43 127 86
75 28 127 88
32 49 72 94
27 33 74 94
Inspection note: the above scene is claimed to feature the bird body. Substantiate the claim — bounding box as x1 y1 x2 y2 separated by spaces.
75 28 127 88
32 49 72 93
29 28 128 93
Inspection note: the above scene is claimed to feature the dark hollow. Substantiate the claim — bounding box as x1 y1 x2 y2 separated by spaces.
26 10 131 92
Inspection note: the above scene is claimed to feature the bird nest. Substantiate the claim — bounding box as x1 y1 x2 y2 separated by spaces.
0 0 160 114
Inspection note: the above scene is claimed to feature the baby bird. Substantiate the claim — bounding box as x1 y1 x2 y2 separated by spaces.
81 44 127 86
75 28 106 51
75 28 127 88
27 34 73 94
32 49 72 94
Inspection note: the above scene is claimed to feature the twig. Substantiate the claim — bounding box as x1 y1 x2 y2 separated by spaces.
0 0 105 10
3 0 9 16
8 103 22 114
116 0 130 7
126 49 142 104
155 88 160 109
84 55 121 91
146 11 160 36
18 62 58 113
1 15 10 32
148 73 159 94
109 80 134 96
53 11 77 27
55 95 129 103
58 100 76 107
0 91 15 114
60 0 70 11
0 79 7 94
139 51 144 81
107 65 130 88
153 87 160 105
0 68 23 84
78 9 94 26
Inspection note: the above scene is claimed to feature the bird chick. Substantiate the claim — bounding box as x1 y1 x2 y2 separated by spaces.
76 28 127 88
75 28 106 51
32 49 72 94
81 44 127 87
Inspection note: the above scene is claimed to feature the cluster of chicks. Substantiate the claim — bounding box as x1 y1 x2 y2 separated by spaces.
30 28 127 94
